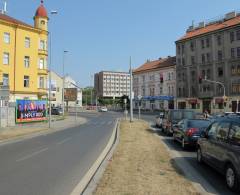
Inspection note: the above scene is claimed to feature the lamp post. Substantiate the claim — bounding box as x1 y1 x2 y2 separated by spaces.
129 56 133 122
62 50 68 116
48 10 58 128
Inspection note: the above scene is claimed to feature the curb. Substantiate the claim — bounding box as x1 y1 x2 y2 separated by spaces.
71 118 119 195
149 124 217 195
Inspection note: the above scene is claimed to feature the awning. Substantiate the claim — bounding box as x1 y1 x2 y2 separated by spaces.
215 98 224 104
188 98 198 104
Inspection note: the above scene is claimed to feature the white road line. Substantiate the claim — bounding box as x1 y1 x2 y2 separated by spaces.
16 148 48 162
57 137 72 145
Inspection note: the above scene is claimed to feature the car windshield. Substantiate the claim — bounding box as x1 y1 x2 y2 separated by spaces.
187 120 211 128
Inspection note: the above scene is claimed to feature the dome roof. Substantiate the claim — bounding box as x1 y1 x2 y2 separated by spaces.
35 1 48 18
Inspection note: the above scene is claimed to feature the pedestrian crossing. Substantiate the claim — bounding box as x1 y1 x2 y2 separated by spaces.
87 120 115 126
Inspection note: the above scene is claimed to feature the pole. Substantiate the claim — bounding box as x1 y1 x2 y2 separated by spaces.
130 56 133 122
48 32 52 128
62 51 68 116
75 101 77 124
138 101 141 119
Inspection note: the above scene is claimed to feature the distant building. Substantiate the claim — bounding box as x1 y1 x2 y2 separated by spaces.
64 75 82 107
176 11 240 113
94 71 130 99
49 71 63 107
133 57 176 110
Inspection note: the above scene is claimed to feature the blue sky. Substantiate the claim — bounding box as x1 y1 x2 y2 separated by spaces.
6 0 240 87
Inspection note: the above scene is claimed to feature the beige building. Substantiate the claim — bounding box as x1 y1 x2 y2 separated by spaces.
94 71 130 99
176 11 240 113
133 57 176 110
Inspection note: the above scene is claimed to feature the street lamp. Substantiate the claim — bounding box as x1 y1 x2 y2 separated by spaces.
62 50 69 116
129 56 133 122
48 10 58 128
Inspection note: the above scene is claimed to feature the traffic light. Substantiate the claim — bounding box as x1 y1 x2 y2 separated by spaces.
198 76 202 84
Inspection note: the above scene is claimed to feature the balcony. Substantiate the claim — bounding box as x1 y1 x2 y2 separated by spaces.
38 69 48 75
38 49 48 56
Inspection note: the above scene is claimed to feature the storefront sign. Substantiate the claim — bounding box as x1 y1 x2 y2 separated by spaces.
64 88 77 101
16 100 47 123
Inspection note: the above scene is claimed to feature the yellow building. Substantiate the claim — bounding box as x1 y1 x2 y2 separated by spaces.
0 1 48 102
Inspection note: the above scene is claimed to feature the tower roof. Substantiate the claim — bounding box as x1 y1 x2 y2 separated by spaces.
35 0 48 18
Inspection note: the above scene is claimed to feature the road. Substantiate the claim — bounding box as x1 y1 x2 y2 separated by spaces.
0 112 119 195
141 114 238 195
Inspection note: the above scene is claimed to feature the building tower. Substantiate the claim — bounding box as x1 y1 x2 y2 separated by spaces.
34 0 48 31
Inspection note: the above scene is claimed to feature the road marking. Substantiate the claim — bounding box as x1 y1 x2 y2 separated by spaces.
57 137 72 145
16 148 48 162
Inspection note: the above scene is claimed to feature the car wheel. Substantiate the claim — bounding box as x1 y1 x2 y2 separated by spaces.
197 147 203 164
181 138 186 149
225 164 240 192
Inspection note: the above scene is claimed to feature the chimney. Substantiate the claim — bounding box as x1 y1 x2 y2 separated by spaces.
198 22 205 28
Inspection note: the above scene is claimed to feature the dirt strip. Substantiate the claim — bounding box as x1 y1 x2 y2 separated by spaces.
94 120 200 195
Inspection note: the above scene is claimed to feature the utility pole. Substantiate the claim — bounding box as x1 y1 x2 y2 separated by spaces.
62 50 68 116
129 56 133 122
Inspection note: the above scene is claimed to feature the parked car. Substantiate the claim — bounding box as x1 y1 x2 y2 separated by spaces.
173 119 211 149
99 107 108 112
162 109 196 135
155 112 165 128
51 107 63 115
197 117 240 192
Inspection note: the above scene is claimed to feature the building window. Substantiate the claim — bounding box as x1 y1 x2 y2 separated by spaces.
237 30 240 40
232 83 240 94
191 56 195 65
206 53 210 63
217 35 221 46
3 73 9 86
40 40 46 50
230 31 235 43
202 70 206 78
39 58 44 69
3 52 9 65
25 37 30 48
182 58 185 66
168 73 171 80
190 42 194 51
206 38 210 48
237 47 240 58
39 77 44 88
218 67 223 77
4 32 10 44
24 56 30 68
191 71 196 82
24 76 29 88
177 58 181 65
182 44 185 53
218 50 223 61
207 69 211 79
201 39 205 49
202 54 205 63
231 48 235 58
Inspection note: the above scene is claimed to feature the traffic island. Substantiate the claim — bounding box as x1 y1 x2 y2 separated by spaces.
94 120 199 195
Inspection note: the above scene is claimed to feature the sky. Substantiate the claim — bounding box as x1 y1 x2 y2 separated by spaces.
5 0 240 87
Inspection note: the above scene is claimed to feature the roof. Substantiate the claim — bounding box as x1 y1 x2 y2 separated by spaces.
178 15 240 42
0 13 33 28
35 2 48 18
133 56 176 74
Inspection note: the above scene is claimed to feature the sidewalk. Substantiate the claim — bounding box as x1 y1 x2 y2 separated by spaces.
94 120 199 195
0 116 87 141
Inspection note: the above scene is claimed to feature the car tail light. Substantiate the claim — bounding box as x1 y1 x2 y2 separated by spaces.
186 128 198 136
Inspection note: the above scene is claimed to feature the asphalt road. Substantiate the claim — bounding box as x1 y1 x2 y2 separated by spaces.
141 114 238 195
0 112 119 195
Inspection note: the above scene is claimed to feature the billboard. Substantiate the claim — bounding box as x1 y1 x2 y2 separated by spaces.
64 88 77 101
16 100 47 123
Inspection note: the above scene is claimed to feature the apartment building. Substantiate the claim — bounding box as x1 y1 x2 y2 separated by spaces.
133 57 176 110
176 11 240 113
0 1 48 102
94 71 130 99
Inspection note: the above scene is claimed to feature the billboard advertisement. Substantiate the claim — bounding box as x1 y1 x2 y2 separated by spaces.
16 100 47 123
64 88 77 101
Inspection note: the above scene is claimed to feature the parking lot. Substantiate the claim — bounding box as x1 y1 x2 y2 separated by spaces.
141 114 238 195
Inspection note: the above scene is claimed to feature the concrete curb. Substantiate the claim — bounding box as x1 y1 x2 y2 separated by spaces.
70 118 119 195
149 124 218 195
